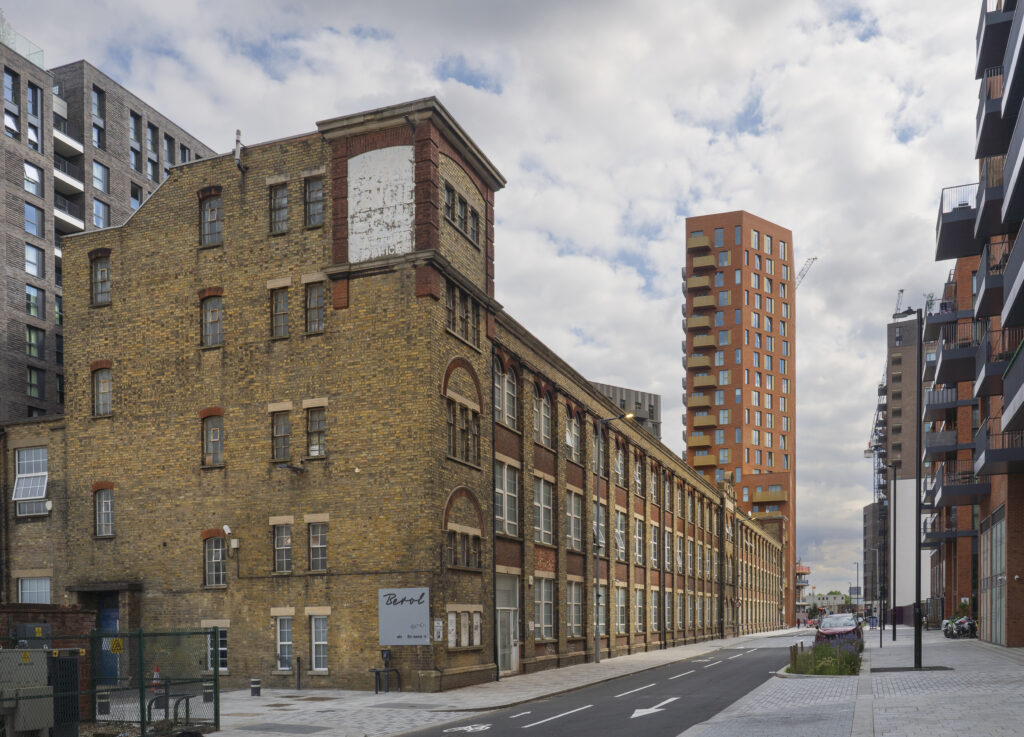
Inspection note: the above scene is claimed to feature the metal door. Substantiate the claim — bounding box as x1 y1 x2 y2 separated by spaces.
97 596 120 685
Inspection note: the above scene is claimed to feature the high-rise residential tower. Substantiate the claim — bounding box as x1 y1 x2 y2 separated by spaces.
1 22 213 422
683 211 797 623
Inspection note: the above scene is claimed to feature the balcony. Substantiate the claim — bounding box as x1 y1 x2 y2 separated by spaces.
978 1 1015 77
975 416 1024 475
935 183 980 261
51 123 83 158
687 394 711 409
923 278 961 341
923 386 969 421
935 321 984 384
53 193 85 232
692 254 715 271
1004 223 1024 326
52 153 84 195
923 342 938 382
1001 344 1024 431
933 459 991 508
691 334 715 348
692 414 716 428
977 67 1010 158
922 512 976 547
687 315 711 331
1003 88 1024 222
975 154 1005 239
691 295 715 310
687 234 711 251
1002 1 1024 118
975 237 1012 317
686 275 711 291
688 354 711 369
753 487 787 503
923 428 961 460
692 455 716 468
692 373 716 388
975 325 1023 396
689 433 711 447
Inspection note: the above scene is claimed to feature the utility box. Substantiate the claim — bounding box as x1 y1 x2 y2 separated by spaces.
0 649 55 735
13 624 51 649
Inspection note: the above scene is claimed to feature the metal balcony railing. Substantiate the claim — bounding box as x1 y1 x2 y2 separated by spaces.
940 183 979 215
985 236 1014 275
988 325 1024 361
983 66 1005 100
939 458 983 487
925 387 958 406
53 153 82 180
982 154 1006 189
939 321 984 350
53 193 83 220
925 429 958 448
982 416 1024 450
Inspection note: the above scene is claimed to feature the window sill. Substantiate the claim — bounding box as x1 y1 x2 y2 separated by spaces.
304 223 323 231
444 215 483 251
445 455 482 471
270 230 288 237
302 330 324 338
303 455 326 462
201 464 226 471
270 335 289 342
90 302 111 309
533 540 557 550
202 585 227 591
447 565 482 573
532 441 557 453
271 571 292 576
495 421 520 435
447 645 484 652
495 532 522 542
200 344 223 351
306 669 329 676
271 457 291 464
94 534 114 541
198 241 223 251
444 328 483 353
271 669 292 675
533 638 556 644
91 414 113 420
15 513 50 521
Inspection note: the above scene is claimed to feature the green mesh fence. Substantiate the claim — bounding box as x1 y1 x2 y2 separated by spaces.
1 629 219 737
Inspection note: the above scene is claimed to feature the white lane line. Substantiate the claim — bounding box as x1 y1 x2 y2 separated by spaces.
728 653 744 659
669 669 695 680
509 712 531 719
704 660 722 668
748 648 758 652
522 704 593 728
615 683 655 698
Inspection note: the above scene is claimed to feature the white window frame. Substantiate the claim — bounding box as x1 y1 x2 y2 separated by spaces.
494 461 519 536
18 577 50 604
567 581 582 637
309 522 327 571
13 446 48 516
276 617 293 670
274 524 292 573
534 578 554 640
311 615 328 671
207 628 228 672
566 492 582 551
533 478 553 544
204 537 226 586
95 488 113 536
634 519 644 564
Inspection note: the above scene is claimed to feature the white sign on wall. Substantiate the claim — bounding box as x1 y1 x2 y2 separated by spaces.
378 587 430 646
348 146 415 263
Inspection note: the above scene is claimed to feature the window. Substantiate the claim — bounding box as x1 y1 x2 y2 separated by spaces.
566 492 582 550
25 202 43 236
270 288 289 337
308 522 327 570
202 296 223 346
593 502 607 555
13 447 48 516
203 415 224 466
92 257 110 305
271 412 290 460
634 519 644 564
615 511 628 561
616 587 628 634
130 183 143 210
634 589 645 632
25 326 43 359
534 578 554 639
305 177 324 227
443 181 482 245
307 408 326 457
95 488 114 536
56 374 64 404
93 368 112 415
447 397 480 465
207 628 228 672
533 389 553 447
4 109 19 139
676 535 684 570
24 162 42 196
180 144 191 162
276 617 293 670
687 539 694 573
26 367 43 399
93 198 109 228
93 161 109 192
494 461 519 535
494 366 518 429
310 616 328 670
445 280 481 346
567 581 583 637
18 578 50 604
270 184 288 233
714 272 725 287
274 524 293 572
164 134 175 165
714 350 725 366
533 478 553 544
200 195 222 245
665 530 673 571
567 414 581 463
130 149 141 172
305 283 325 333
54 295 62 325
651 590 660 631
204 537 225 585
93 124 105 150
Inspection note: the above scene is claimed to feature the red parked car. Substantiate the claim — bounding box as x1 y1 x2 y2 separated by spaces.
815 614 863 651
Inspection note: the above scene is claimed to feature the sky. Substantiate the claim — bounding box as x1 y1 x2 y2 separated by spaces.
7 0 979 597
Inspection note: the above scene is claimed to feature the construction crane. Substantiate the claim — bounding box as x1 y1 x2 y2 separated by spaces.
795 257 818 289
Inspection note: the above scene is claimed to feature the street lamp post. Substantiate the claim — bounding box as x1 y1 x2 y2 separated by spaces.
874 546 882 649
854 560 860 613
594 412 632 664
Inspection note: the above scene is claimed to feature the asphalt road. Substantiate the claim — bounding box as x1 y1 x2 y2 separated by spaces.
408 631 811 737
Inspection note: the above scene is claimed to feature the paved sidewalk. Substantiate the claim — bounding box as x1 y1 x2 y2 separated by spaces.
216 629 800 737
682 624 1024 736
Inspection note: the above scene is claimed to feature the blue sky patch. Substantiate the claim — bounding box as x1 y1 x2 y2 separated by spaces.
733 94 764 136
435 54 502 94
350 25 393 41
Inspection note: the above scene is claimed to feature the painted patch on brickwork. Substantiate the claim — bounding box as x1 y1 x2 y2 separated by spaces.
348 146 414 263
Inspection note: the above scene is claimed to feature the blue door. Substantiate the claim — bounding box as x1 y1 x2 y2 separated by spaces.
97 594 120 685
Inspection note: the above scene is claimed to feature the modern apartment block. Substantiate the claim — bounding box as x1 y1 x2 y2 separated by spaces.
1 24 213 422
590 382 662 440
0 98 785 690
926 0 1024 646
865 314 922 624
683 211 797 624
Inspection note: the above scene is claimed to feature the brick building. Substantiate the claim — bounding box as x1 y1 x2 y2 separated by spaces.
2 97 784 689
1 21 213 423
682 212 797 625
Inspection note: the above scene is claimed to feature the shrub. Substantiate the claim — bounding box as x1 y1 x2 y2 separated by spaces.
790 642 861 675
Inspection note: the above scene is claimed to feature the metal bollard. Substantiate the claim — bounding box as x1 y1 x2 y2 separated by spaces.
203 681 214 703
250 677 261 696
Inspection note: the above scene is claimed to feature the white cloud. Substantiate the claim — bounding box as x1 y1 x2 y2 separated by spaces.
7 0 979 596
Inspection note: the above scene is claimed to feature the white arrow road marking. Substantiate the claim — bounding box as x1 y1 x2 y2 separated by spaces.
615 683 655 698
630 697 679 719
728 653 744 659
668 669 695 680
704 660 722 668
509 712 531 719
522 705 592 728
